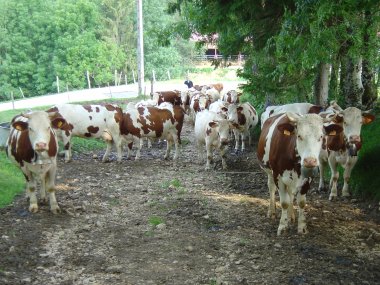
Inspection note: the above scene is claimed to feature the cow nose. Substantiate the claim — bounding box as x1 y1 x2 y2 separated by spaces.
349 135 360 143
220 138 229 145
303 157 318 168
35 142 47 151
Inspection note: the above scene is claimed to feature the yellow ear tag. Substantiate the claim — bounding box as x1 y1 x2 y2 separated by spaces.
57 121 63 128
283 130 291 136
15 125 24 131
329 130 336 136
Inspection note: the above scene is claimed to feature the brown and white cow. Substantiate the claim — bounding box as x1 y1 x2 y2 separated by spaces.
227 102 259 152
189 92 212 123
194 110 235 170
6 111 66 213
46 104 124 163
318 105 375 200
257 113 342 235
209 100 229 119
260 102 324 129
115 104 185 160
223 90 242 104
153 90 182 106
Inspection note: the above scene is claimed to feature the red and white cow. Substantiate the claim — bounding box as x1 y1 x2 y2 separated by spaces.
257 112 342 235
189 92 212 123
153 90 182 106
223 90 242 104
318 105 375 200
261 102 324 129
6 111 66 213
227 102 259 152
194 110 235 170
209 100 229 119
115 105 185 160
46 104 124 163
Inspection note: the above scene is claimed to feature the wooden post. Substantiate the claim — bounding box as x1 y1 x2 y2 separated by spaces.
18 87 25 98
114 70 117 86
150 77 154 99
56 76 60 93
167 70 171 80
11 92 15 110
86 70 91 89
118 71 123 85
125 74 127 85
152 70 156 82
132 70 136 84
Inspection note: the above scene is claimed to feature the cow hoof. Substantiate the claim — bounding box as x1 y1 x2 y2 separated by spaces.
234 149 239 154
329 195 337 201
298 226 308 235
267 212 277 219
29 204 39 213
50 206 61 214
277 226 288 236
64 160 72 163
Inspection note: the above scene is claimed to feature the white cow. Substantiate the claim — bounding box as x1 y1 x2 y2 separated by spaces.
194 110 235 170
208 100 229 119
227 102 259 152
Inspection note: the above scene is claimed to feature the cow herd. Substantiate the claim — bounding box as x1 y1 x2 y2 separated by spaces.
5 82 376 235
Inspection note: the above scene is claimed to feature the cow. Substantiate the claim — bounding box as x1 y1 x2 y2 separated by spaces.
153 90 182 106
194 110 235 170
318 105 375 200
115 104 185 160
227 102 259 152
223 90 242 104
46 104 124 163
189 92 212 124
209 83 223 94
257 112 342 235
260 102 324 129
6 111 66 213
209 100 229 119
205 87 221 103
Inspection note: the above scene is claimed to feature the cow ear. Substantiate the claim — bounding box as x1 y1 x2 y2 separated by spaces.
362 113 375 125
221 107 228 112
209 121 218 128
51 117 66 129
12 121 28 131
324 124 343 136
277 123 295 136
237 106 243 112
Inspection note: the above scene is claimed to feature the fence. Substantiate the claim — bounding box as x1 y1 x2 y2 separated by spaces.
192 54 246 62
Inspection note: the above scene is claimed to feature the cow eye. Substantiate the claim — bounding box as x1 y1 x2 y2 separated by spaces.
297 135 303 140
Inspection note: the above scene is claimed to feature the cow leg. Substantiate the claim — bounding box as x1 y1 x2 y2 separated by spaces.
114 138 124 163
220 146 227 169
46 166 60 214
102 141 113 162
62 135 72 163
277 181 290 235
328 154 339 201
172 134 180 160
241 132 246 152
318 151 328 192
297 192 307 234
26 174 39 213
135 140 142 160
342 157 357 197
288 187 296 223
196 141 205 164
164 138 172 160
205 142 213 170
266 173 277 219
233 129 240 152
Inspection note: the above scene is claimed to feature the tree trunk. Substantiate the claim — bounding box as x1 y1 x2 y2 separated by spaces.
314 62 330 107
361 10 378 109
341 57 363 109
328 60 339 103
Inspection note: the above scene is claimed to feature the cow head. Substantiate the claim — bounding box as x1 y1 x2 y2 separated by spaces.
336 107 375 156
277 112 342 178
13 111 66 155
208 119 234 146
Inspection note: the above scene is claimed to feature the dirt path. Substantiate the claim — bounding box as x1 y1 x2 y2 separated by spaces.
1 119 379 285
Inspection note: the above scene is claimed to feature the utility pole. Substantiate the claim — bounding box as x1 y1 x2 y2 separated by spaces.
137 0 144 96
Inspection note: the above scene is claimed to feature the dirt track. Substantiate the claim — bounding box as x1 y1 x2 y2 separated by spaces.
0 118 379 285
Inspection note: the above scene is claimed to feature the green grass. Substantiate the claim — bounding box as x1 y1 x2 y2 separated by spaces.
148 216 164 227
0 152 25 208
351 107 380 200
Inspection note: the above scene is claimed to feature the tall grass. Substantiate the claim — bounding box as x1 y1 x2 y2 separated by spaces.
0 151 25 208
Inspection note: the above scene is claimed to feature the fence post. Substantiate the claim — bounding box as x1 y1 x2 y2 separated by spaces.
114 70 117 86
86 70 91 89
18 87 25 98
132 70 136 84
56 76 60 93
11 92 15 110
118 71 123 86
167 70 171 80
152 70 156 82
125 74 128 85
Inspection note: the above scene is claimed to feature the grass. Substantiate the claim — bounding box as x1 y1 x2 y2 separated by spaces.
0 151 25 208
148 216 164 227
